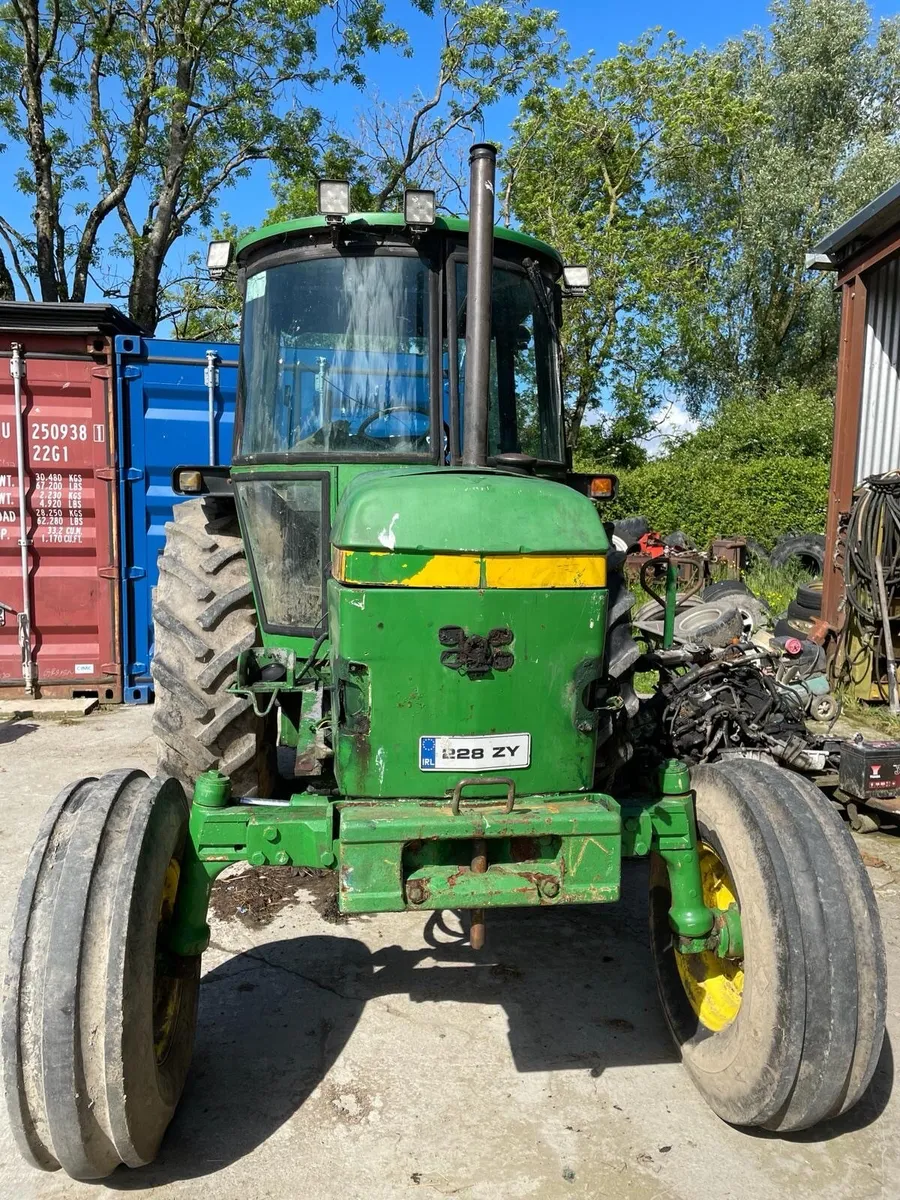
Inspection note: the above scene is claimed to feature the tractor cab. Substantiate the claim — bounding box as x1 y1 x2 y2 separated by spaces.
231 211 566 469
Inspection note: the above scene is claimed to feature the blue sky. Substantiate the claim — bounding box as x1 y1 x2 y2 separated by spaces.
223 0 897 229
227 0 799 233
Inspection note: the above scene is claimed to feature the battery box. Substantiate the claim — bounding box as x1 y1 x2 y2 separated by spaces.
839 739 900 800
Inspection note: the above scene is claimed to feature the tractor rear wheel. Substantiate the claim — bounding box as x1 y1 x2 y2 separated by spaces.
649 759 886 1132
2 771 199 1179
152 496 273 796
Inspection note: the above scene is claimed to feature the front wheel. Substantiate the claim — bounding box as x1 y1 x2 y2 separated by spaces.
2 771 199 1179
650 759 886 1132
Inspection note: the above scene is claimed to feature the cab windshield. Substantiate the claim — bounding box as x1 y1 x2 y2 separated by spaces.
236 243 564 463
238 253 432 457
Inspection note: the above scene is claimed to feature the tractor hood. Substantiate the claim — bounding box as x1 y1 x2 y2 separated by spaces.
329 467 609 556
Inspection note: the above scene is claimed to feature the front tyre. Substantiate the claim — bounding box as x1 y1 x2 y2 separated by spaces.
2 771 199 1179
649 759 886 1132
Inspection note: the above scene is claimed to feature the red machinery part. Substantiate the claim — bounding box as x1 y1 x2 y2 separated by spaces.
637 531 667 558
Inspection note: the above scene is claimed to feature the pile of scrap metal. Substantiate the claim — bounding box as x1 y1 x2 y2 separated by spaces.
610 516 826 588
640 639 839 774
632 560 840 779
626 550 900 832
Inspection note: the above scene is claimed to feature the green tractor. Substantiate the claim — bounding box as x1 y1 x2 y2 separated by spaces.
3 145 886 1180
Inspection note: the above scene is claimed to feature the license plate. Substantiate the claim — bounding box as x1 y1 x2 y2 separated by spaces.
419 733 531 771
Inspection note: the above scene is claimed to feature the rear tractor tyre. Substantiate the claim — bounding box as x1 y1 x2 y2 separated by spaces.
2 771 199 1179
649 759 886 1132
152 496 273 797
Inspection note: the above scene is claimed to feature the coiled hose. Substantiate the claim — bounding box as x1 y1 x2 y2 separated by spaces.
841 472 900 699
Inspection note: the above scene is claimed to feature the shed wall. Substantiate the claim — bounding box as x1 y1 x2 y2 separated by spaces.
857 256 900 483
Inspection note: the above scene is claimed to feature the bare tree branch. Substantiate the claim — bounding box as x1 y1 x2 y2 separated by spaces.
0 218 36 301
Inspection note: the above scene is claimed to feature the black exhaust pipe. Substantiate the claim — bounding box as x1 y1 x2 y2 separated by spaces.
461 143 496 467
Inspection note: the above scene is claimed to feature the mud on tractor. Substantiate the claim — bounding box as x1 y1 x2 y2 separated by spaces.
3 145 886 1180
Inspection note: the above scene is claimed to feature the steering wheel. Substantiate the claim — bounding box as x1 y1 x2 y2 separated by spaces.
356 405 429 438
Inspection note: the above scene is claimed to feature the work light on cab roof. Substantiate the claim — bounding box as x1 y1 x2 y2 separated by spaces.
317 178 351 222
205 239 232 279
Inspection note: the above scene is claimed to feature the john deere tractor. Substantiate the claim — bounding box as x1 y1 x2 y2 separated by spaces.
3 145 886 1180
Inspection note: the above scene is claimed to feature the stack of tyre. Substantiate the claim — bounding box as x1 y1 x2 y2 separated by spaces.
770 534 826 639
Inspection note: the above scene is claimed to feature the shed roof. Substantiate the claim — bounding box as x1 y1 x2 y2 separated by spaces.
810 179 900 267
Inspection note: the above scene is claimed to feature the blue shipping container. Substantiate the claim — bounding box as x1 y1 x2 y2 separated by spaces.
115 334 239 703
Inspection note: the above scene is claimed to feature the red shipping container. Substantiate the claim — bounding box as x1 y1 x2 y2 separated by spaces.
0 303 143 701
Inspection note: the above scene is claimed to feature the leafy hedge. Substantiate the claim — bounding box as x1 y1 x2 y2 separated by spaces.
597 386 833 546
610 454 830 547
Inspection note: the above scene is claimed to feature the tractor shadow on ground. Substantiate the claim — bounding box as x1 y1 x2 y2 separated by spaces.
103 861 894 1189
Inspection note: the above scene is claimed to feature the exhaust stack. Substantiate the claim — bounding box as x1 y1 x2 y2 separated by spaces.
461 143 497 467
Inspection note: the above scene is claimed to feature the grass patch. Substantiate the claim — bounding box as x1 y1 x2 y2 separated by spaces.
838 691 900 738
743 558 813 616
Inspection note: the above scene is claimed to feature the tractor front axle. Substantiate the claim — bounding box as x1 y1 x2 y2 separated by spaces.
167 760 733 960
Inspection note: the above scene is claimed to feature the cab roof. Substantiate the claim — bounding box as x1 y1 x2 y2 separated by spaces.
236 212 563 271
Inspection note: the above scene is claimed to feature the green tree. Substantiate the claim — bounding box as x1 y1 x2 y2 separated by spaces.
505 33 750 449
663 0 900 407
180 0 562 340
268 0 563 222
573 417 649 472
0 0 416 328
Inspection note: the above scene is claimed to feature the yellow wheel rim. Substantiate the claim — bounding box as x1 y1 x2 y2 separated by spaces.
160 858 180 921
154 858 183 1064
675 843 744 1032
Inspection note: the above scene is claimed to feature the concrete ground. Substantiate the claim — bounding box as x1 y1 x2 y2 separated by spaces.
0 707 898 1200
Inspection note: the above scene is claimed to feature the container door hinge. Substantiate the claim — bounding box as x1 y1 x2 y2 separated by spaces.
96 467 142 483
91 366 111 380
130 660 148 674
101 662 119 675
122 365 141 380
127 566 146 580
98 566 118 579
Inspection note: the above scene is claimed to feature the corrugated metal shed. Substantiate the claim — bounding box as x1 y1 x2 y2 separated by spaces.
814 184 900 629
812 179 900 265
857 256 900 483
